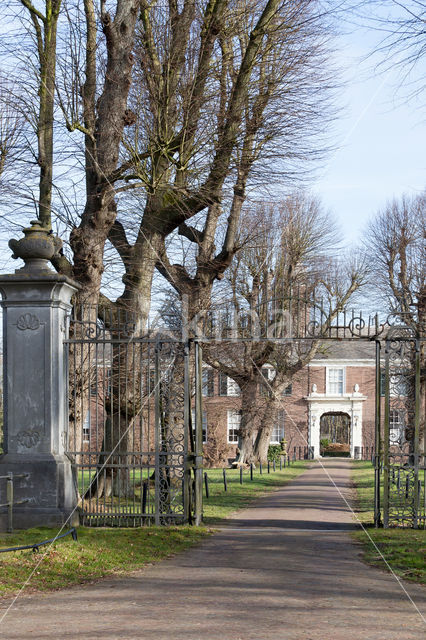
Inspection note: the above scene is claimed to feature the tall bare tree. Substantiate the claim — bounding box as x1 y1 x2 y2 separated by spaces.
364 191 425 446
349 1 426 101
203 195 369 464
365 191 425 332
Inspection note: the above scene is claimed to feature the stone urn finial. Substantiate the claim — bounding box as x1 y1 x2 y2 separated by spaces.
9 220 62 273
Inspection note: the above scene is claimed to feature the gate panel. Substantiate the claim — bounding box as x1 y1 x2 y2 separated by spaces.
65 308 200 526
382 332 424 528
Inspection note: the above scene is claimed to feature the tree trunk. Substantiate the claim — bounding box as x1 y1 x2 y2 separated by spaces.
235 380 259 465
253 399 278 464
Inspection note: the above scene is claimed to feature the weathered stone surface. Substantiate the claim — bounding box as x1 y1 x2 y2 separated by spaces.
0 271 80 530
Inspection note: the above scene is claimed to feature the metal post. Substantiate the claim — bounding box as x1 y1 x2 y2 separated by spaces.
273 459 276 472
204 473 209 499
239 467 243 485
223 468 227 491
413 340 421 528
383 340 390 528
250 463 253 480
194 342 204 525
183 341 191 523
154 342 161 526
259 462 262 475
374 341 382 528
142 481 148 515
267 461 270 474
6 473 13 533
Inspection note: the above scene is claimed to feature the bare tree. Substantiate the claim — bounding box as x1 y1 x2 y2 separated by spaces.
364 191 425 447
365 191 425 333
349 1 426 101
203 195 369 464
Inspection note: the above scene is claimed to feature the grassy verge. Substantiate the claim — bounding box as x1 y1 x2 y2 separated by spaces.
351 461 426 585
0 461 307 597
0 526 208 597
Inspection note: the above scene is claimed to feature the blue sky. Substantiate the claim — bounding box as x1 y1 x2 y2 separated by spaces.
313 21 425 247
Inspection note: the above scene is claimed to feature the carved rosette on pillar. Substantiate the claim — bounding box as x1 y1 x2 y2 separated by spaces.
0 222 80 530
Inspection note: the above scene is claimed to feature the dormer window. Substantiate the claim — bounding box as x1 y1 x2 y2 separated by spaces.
327 367 344 395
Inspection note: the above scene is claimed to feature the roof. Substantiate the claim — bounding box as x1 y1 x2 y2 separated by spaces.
312 341 376 361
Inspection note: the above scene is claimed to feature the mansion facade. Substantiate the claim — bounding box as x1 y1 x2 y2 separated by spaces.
200 342 377 464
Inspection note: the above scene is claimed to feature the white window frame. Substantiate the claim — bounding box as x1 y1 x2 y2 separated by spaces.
227 410 241 444
83 410 91 443
270 410 285 444
389 409 405 444
227 377 240 397
219 373 240 396
326 367 345 395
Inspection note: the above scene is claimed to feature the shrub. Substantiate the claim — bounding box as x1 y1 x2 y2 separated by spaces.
322 442 350 457
267 444 283 462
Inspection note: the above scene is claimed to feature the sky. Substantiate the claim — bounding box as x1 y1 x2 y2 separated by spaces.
0 4 424 264
312 20 425 247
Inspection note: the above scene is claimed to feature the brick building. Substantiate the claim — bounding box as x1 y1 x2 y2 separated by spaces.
201 342 377 463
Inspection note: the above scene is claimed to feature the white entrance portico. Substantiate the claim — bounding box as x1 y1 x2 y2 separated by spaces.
306 385 367 458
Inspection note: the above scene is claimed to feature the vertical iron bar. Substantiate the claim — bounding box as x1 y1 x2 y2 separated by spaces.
154 341 161 526
6 472 13 533
383 340 390 528
250 463 253 480
194 341 203 526
240 466 243 484
204 472 209 498
142 481 148 514
413 339 421 528
374 340 382 527
223 468 227 491
183 341 191 523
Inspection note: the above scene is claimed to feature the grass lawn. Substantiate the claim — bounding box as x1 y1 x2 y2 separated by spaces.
0 461 307 598
351 461 426 585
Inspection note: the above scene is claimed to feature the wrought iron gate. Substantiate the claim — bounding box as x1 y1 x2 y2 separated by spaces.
64 308 203 526
375 327 425 528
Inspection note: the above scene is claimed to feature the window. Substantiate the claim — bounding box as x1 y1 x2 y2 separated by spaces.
227 378 240 396
270 410 285 444
282 384 292 397
227 410 241 443
202 368 214 397
219 372 240 396
83 411 90 443
389 409 405 444
327 368 344 395
192 410 207 443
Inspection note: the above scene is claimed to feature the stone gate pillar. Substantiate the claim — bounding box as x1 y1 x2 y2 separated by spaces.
0 222 80 530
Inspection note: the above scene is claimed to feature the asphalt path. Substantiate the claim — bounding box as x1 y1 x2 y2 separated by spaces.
1 459 425 639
